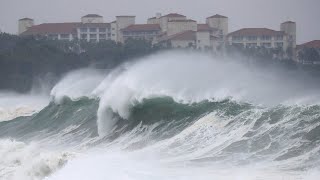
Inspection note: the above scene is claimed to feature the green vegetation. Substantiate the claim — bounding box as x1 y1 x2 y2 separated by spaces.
298 47 320 64
0 33 162 92
1 33 320 92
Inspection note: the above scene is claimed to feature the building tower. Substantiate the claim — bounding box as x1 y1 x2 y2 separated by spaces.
18 18 34 35
206 14 228 40
116 16 135 42
281 21 296 48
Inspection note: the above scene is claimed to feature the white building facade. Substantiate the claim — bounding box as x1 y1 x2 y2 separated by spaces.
18 13 227 50
18 12 301 56
121 24 161 43
20 14 118 42
77 24 111 42
227 21 296 51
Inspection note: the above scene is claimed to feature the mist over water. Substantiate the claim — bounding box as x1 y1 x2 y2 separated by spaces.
1 51 320 180
0 91 49 122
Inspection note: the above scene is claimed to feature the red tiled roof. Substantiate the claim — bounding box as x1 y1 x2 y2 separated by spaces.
299 40 320 49
207 14 227 19
197 24 210 31
168 19 196 22
161 13 186 18
19 18 33 21
164 30 196 41
82 14 102 18
121 24 161 31
228 28 285 37
21 23 81 35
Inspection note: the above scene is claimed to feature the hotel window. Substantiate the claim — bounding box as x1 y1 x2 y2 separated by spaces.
112 34 115 36
72 34 77 39
99 28 106 32
89 28 97 32
261 35 271 41
80 28 87 32
99 34 106 39
261 43 271 47
81 34 87 39
276 35 283 40
233 36 243 41
48 34 58 40
276 42 283 47
90 34 97 39
232 43 244 48
60 34 69 39
247 36 257 41
247 43 257 47
108 33 111 37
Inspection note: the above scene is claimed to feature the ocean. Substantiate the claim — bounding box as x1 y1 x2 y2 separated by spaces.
0 51 319 180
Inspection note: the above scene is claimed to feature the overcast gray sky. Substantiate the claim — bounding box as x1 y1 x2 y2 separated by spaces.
0 0 319 44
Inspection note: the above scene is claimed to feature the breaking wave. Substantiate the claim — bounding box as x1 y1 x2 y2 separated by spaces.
1 51 320 180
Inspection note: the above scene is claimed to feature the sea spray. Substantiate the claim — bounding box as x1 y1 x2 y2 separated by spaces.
93 51 320 136
0 139 74 180
50 68 106 104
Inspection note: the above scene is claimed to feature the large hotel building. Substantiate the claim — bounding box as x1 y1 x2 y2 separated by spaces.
18 13 296 52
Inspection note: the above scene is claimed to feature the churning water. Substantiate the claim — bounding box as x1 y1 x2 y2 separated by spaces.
1 51 320 180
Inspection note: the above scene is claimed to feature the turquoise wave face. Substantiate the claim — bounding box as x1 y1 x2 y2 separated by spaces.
0 97 99 143
1 96 320 171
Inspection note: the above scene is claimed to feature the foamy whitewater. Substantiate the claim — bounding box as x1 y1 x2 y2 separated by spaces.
1 51 320 180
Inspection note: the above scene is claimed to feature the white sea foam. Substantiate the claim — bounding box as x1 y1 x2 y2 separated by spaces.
47 111 320 180
0 139 74 180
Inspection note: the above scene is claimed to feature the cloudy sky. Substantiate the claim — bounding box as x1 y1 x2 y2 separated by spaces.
0 0 319 44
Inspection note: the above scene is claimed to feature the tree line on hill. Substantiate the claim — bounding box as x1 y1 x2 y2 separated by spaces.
0 33 167 92
0 32 320 92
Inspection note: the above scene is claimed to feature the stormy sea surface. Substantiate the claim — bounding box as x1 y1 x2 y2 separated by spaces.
1 52 320 180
